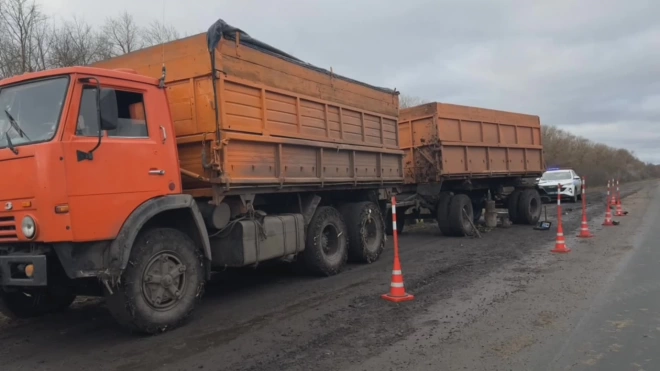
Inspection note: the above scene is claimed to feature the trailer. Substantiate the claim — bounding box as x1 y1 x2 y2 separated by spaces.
389 102 545 235
0 18 402 334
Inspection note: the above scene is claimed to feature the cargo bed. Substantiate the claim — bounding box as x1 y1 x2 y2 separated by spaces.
399 102 544 184
92 19 403 196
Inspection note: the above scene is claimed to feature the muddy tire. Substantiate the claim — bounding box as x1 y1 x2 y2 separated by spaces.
517 189 542 225
436 192 453 235
447 194 474 237
507 189 524 224
0 289 75 319
105 228 205 334
300 206 348 276
339 202 385 264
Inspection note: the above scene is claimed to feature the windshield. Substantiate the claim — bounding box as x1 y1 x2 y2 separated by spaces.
0 76 70 149
541 171 572 181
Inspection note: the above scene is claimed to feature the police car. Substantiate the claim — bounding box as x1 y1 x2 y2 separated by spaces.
536 168 582 203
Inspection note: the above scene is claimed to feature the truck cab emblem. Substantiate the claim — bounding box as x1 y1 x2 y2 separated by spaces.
4 202 12 210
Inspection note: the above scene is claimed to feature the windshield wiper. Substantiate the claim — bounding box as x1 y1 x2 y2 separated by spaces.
4 110 30 141
4 132 18 155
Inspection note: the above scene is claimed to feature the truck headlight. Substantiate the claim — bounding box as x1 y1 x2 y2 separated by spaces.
21 216 36 239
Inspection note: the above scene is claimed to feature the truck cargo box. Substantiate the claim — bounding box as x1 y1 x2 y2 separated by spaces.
399 102 544 184
92 19 403 196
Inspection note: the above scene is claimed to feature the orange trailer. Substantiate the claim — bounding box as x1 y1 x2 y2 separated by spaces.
0 18 402 334
391 102 545 236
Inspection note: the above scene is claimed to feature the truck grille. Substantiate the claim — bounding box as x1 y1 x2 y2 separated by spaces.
0 216 18 242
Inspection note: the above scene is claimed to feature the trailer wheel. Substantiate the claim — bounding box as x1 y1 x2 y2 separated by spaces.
301 206 348 276
507 189 524 224
105 227 205 334
447 194 474 237
339 202 385 264
517 189 542 225
436 192 453 235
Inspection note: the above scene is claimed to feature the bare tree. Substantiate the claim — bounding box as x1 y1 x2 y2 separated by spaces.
0 0 49 76
102 11 143 56
400 94 430 109
142 20 180 46
50 16 106 67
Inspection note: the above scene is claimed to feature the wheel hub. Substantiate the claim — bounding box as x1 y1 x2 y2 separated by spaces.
142 252 187 310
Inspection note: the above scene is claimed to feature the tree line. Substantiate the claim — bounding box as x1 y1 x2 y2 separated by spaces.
0 0 180 78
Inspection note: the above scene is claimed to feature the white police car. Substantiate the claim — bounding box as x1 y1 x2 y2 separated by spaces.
536 168 582 203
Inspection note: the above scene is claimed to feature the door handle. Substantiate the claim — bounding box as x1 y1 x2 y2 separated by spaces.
149 169 165 176
160 126 167 144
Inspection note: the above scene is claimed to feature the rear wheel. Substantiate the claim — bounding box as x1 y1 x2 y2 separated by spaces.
300 206 348 276
507 189 524 224
436 192 453 235
447 194 474 237
105 228 205 334
339 202 385 264
517 189 542 225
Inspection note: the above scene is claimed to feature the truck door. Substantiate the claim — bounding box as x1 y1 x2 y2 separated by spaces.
61 79 179 242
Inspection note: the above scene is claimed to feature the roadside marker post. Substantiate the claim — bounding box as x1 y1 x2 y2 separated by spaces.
602 180 615 226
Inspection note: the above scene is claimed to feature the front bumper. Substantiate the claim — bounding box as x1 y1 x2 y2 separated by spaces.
539 184 577 199
0 255 47 286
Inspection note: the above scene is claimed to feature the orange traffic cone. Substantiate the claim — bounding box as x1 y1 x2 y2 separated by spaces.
602 181 615 226
382 197 414 303
615 179 626 216
577 177 594 238
552 183 571 253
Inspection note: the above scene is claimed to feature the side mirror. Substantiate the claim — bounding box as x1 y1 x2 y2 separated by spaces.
573 176 580 180
99 89 118 131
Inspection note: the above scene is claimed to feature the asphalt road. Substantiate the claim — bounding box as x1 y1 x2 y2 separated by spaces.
0 180 655 371
546 184 660 371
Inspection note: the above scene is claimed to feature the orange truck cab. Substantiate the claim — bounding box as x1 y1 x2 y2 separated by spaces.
0 18 401 334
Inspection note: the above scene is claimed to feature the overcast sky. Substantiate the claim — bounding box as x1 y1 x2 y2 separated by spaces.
43 0 660 163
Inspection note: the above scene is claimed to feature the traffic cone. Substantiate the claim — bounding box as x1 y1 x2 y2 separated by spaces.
382 197 414 303
602 181 615 226
552 183 571 253
610 178 617 207
577 177 594 238
615 179 626 216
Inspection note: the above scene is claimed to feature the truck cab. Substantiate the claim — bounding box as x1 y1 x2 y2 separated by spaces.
0 67 201 329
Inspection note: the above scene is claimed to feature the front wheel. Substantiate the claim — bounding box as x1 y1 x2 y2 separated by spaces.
105 228 205 334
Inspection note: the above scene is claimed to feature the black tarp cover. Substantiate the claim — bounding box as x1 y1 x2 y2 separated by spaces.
206 18 397 95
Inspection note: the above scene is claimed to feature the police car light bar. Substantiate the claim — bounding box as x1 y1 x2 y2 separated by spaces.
546 167 561 171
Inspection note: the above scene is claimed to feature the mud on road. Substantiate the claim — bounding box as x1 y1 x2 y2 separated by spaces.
0 181 652 371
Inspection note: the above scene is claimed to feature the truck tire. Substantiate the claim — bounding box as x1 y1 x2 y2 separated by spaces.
436 192 453 236
517 189 542 225
339 201 385 264
385 208 406 236
447 194 474 237
300 206 348 276
0 289 75 319
105 227 205 334
507 189 524 224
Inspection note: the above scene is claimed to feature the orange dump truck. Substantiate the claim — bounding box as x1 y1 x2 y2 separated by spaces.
0 18 402 333
391 102 545 236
